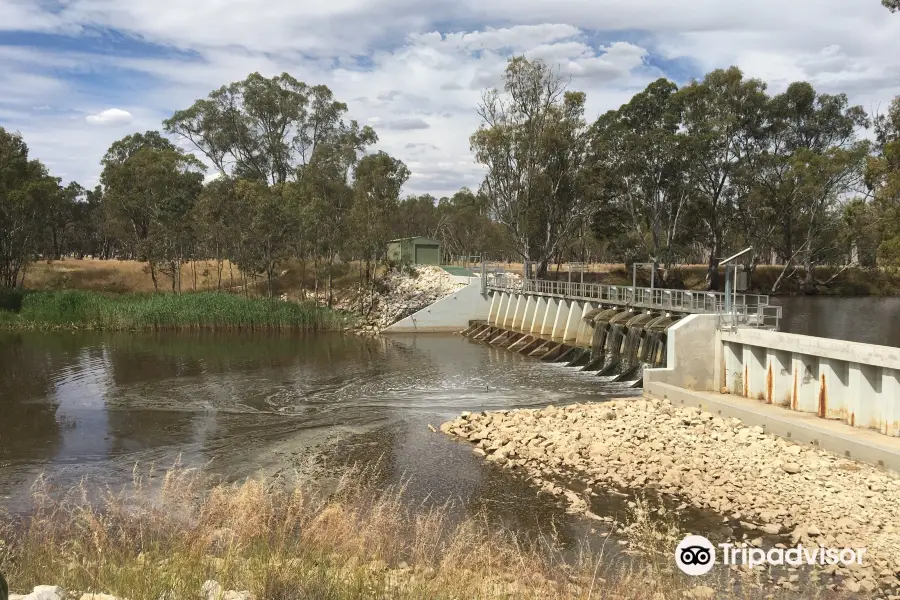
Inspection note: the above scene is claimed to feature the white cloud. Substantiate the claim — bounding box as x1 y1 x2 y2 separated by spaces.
85 108 134 126
384 118 431 130
0 1 899 197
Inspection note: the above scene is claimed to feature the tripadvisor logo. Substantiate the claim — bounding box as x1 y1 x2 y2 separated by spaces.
676 535 716 576
675 534 867 576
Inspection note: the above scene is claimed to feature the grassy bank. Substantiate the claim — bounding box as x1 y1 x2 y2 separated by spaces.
0 290 352 331
0 467 826 600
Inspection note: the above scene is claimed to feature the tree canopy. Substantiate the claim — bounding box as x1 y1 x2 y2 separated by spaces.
2 64 897 296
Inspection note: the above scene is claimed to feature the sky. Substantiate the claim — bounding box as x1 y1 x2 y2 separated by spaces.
1 0 899 197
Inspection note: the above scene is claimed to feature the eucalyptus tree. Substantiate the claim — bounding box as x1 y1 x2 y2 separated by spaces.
192 176 240 289
164 73 350 185
395 194 440 241
233 179 301 297
0 127 67 288
884 0 899 11
586 78 694 274
735 82 869 290
675 67 769 290
348 152 410 296
470 56 590 277
101 132 205 291
435 188 494 261
298 121 378 302
867 97 900 264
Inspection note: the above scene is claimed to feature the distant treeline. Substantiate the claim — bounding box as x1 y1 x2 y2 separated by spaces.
2 55 899 297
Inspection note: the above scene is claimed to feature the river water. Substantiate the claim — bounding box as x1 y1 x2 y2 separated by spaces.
1 296 896 547
0 330 643 541
776 296 900 346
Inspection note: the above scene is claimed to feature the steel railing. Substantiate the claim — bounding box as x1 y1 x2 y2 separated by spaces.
485 275 782 330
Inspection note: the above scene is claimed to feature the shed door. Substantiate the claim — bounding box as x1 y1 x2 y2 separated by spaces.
415 244 440 265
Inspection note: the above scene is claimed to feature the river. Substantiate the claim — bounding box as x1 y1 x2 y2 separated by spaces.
776 295 900 346
0 329 643 541
1 295 896 544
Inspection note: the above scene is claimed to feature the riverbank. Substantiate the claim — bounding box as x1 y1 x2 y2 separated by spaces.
0 465 805 600
0 290 350 331
441 399 900 595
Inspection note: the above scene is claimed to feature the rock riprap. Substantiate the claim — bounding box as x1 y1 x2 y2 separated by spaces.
339 265 466 333
441 398 900 594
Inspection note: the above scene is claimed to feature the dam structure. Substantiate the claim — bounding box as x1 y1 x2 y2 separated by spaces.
386 269 900 469
459 275 780 388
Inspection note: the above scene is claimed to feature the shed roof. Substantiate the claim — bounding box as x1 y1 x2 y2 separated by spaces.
388 237 441 244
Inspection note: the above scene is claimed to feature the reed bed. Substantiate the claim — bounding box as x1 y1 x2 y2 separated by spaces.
0 290 351 331
0 466 838 600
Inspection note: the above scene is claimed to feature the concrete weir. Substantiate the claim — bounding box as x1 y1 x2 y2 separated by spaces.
460 288 673 386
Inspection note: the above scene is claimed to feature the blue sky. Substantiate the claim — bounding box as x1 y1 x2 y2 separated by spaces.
1 0 899 196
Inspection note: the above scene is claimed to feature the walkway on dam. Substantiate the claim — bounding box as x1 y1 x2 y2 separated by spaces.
486 277 782 328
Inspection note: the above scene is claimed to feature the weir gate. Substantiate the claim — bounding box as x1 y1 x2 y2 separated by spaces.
460 276 782 388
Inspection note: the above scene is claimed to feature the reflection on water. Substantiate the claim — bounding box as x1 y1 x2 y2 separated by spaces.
776 296 900 347
0 331 638 539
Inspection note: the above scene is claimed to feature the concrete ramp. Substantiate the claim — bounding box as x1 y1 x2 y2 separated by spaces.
383 280 491 333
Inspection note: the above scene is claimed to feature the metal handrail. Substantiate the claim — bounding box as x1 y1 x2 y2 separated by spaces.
484 275 781 330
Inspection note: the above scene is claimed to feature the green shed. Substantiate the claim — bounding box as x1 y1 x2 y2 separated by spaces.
387 237 442 266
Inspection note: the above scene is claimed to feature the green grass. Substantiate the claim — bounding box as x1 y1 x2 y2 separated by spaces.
0 290 354 331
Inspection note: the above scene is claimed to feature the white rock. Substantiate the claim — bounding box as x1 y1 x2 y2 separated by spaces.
687 586 715 599
20 586 67 600
201 580 223 600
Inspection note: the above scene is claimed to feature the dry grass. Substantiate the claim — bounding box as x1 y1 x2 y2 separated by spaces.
0 467 839 600
20 258 380 302
23 259 244 294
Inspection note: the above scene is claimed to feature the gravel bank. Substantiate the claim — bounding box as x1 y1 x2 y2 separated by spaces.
340 266 466 333
441 398 900 596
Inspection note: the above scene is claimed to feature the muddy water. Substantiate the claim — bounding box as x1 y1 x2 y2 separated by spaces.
777 295 900 346
0 331 649 542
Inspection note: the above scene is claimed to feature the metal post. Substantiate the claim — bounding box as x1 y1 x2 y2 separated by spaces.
724 267 732 316
481 255 486 295
632 263 637 306
733 264 738 328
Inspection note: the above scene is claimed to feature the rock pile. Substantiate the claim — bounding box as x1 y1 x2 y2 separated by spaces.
441 398 900 596
342 266 466 333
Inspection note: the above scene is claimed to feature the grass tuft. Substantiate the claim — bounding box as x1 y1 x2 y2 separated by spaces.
0 290 352 331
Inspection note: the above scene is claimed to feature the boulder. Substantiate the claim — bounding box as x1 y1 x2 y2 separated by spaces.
22 587 67 600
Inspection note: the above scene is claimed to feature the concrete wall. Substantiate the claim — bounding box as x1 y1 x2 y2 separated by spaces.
718 328 900 436
384 280 492 333
646 318 900 438
643 314 717 391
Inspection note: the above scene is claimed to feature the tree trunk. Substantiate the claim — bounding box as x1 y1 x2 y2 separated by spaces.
706 250 720 291
150 261 159 292
327 254 334 308
216 244 223 290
